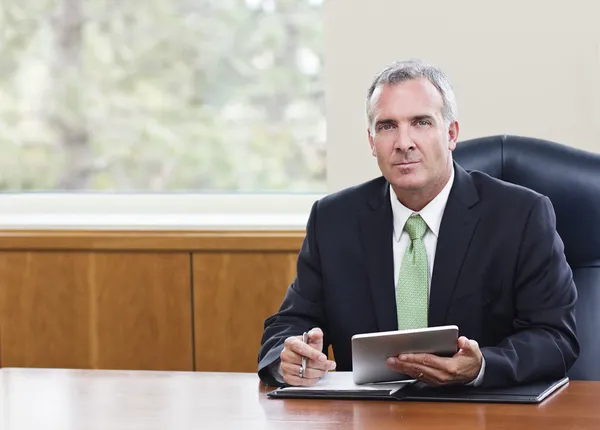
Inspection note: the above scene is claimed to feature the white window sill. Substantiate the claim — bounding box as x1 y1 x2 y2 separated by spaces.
0 193 320 230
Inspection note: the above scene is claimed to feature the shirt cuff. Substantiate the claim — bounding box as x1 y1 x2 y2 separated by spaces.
467 356 486 387
269 360 285 384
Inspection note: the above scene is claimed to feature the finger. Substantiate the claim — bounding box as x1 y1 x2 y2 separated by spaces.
419 370 449 386
283 373 321 387
458 337 480 355
406 365 439 386
395 353 452 372
307 327 324 342
420 366 457 385
280 362 328 379
386 358 455 385
285 337 328 362
307 329 324 351
280 345 303 365
280 348 336 370
386 357 420 379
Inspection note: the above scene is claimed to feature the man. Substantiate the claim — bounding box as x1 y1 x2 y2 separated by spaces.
258 59 579 388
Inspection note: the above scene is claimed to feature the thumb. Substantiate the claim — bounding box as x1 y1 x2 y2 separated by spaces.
458 336 478 355
307 327 324 347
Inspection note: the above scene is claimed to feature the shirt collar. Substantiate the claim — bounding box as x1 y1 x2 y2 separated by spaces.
390 167 455 242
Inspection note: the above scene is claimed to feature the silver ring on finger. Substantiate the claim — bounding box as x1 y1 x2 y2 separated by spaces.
299 366 304 378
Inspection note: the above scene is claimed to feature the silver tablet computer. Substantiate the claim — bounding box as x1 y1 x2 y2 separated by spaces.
351 325 459 384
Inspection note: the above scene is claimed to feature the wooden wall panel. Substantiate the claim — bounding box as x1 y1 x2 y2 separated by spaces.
0 253 90 369
0 252 193 371
193 252 297 372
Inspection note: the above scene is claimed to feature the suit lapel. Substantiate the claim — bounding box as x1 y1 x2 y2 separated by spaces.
429 163 480 327
359 180 397 333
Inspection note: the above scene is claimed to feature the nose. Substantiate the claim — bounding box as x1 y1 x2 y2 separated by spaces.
393 126 414 152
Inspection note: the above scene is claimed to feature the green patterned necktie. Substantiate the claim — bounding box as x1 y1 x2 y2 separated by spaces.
396 214 429 330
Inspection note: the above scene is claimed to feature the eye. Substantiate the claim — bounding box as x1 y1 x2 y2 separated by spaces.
416 120 432 127
379 123 395 131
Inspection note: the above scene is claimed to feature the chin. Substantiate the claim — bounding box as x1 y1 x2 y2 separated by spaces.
389 172 427 191
394 182 426 192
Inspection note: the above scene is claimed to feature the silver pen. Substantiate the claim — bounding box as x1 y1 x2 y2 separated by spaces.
301 332 308 377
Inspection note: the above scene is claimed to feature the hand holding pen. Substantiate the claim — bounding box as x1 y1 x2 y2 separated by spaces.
280 328 337 387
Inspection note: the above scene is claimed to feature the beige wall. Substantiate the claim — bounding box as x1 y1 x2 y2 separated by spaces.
324 0 600 191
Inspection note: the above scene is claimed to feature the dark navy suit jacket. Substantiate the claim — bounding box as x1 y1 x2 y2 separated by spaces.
258 163 579 387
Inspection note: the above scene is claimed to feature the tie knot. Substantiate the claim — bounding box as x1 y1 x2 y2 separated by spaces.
404 214 427 241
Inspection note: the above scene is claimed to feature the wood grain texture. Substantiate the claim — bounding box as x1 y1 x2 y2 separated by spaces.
0 230 304 251
193 252 297 372
3 368 600 429
0 252 193 370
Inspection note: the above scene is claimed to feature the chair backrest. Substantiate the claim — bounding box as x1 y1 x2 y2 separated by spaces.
453 135 600 381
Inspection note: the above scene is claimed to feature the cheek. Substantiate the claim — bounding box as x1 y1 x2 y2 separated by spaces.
373 140 393 157
421 137 449 160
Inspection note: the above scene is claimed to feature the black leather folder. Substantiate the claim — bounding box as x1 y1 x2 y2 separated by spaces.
268 377 569 404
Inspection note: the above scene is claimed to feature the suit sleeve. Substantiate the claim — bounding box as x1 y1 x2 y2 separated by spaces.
257 200 329 386
480 195 580 387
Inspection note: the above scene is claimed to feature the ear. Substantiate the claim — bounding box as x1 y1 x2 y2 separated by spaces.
447 120 460 151
368 128 376 156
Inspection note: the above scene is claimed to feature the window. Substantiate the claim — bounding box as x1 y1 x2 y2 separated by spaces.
0 0 325 193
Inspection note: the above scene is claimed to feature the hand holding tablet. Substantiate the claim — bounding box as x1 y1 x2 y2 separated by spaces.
352 325 470 384
386 334 484 387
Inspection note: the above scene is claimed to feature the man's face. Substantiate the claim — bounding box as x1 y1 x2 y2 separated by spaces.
368 78 459 194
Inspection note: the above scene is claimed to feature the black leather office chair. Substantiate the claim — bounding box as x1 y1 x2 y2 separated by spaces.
453 135 600 381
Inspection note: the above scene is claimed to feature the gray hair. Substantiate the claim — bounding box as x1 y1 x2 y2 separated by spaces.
366 59 458 131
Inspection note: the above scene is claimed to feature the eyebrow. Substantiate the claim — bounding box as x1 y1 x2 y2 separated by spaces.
375 114 436 127
410 114 436 123
374 119 397 127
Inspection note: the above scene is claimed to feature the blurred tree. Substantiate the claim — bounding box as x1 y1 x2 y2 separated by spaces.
0 0 326 192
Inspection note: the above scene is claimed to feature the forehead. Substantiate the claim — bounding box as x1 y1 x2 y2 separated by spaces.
371 78 444 119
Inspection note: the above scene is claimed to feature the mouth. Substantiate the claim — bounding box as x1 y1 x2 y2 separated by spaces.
393 161 420 167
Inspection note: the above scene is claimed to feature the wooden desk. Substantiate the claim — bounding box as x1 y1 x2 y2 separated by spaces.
2 368 599 429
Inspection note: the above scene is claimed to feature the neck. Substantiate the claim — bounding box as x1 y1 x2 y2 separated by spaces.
393 163 453 212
